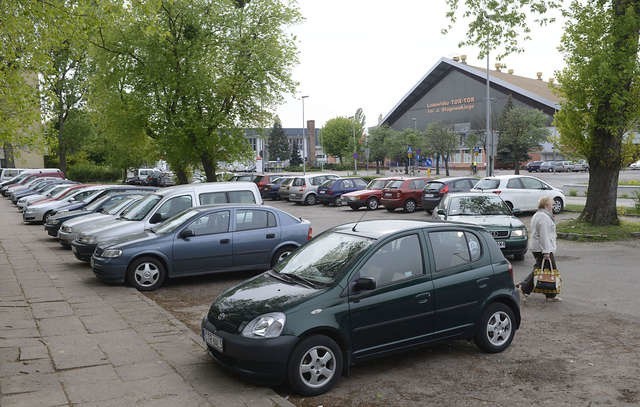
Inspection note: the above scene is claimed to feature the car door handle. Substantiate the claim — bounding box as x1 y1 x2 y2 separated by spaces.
266 233 275 239
476 277 489 288
220 239 230 244
415 292 431 304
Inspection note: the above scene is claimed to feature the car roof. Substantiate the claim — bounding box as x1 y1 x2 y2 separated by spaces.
428 176 478 183
332 219 484 240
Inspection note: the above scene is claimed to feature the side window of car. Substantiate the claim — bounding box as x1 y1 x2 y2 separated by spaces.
520 177 544 190
355 178 367 188
466 232 482 262
199 192 227 205
506 178 524 189
293 178 305 187
358 234 423 287
227 190 256 203
429 231 472 272
235 209 271 231
343 180 354 189
158 195 193 218
189 211 230 235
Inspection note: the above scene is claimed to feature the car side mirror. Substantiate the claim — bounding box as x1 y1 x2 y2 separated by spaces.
149 213 163 224
352 277 376 292
511 208 522 215
436 208 446 216
179 229 194 239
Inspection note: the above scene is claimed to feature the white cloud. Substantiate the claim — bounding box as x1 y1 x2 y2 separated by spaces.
276 0 566 129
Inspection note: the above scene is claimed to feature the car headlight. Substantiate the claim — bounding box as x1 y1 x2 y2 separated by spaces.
241 312 286 338
511 229 526 237
49 219 60 225
79 235 97 244
60 225 72 233
100 248 122 258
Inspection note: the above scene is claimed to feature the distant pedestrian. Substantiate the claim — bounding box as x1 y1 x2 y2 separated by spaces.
517 196 562 302
471 160 477 175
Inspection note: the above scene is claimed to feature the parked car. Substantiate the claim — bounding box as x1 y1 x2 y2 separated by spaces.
253 174 287 198
230 173 255 182
145 170 175 187
288 173 339 205
380 176 430 213
71 182 262 262
16 183 78 212
539 160 570 173
421 176 478 213
57 195 146 248
263 176 292 200
22 185 106 223
0 168 26 182
91 204 312 291
525 161 544 172
571 159 589 172
340 177 399 210
317 177 368 206
433 192 528 260
471 175 566 214
278 176 296 201
629 160 640 170
201 219 520 395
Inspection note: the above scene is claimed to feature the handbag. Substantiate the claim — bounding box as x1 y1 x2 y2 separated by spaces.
532 258 562 294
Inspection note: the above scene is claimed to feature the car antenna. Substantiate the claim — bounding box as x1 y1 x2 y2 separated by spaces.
352 208 369 232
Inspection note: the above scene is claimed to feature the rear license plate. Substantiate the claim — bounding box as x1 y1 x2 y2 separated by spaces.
384 193 391 198
319 191 325 194
424 193 434 198
203 329 223 352
496 241 506 248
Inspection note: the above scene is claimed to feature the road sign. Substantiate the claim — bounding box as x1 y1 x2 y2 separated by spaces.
353 152 359 159
425 158 433 167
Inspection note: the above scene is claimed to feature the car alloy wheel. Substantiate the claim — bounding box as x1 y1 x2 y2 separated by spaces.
288 335 343 396
127 256 167 291
403 199 417 213
271 245 296 267
475 302 515 353
552 197 563 214
305 194 317 206
366 197 379 210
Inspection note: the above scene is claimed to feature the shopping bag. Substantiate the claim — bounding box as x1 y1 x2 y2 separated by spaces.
532 258 561 294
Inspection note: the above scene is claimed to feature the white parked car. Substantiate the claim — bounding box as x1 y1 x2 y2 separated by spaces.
471 175 566 214
630 160 640 170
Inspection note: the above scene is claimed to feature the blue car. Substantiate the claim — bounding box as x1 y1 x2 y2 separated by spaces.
91 204 312 291
317 177 368 206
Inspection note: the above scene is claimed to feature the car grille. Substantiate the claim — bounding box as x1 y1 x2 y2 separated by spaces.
491 230 509 238
94 247 104 257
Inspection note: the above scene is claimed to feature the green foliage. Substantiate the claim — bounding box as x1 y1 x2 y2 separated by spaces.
66 162 121 183
496 102 549 171
569 189 578 197
322 117 355 163
425 122 457 169
267 118 290 162
290 140 303 166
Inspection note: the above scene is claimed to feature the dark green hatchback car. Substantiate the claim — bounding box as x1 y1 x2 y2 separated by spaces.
201 219 521 395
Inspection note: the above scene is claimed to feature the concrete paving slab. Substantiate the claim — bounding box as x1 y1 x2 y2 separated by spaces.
44 334 108 370
30 301 74 319
19 341 48 361
0 387 68 407
115 360 175 381
92 329 160 366
38 315 88 337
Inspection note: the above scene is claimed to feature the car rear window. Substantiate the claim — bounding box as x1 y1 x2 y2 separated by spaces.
425 182 445 192
474 179 500 190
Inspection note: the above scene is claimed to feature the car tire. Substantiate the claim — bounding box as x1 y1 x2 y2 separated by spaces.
366 197 379 210
287 335 343 396
403 199 417 213
271 245 296 267
334 196 343 207
349 205 360 211
552 197 563 214
127 256 167 291
305 194 317 206
474 302 516 353
386 207 395 213
43 211 53 224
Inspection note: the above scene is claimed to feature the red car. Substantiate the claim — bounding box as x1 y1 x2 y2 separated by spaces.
340 177 401 210
380 176 431 213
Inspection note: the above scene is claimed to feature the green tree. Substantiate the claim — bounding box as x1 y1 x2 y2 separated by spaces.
368 126 397 174
90 0 301 183
322 117 353 164
267 118 290 163
425 122 458 176
496 102 549 174
290 140 302 166
553 1 640 225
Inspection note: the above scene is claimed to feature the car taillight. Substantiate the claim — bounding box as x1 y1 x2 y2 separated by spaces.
327 189 333 195
307 227 313 241
440 185 449 194
507 261 514 280
492 190 502 195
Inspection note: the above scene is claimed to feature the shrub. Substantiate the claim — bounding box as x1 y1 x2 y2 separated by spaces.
569 189 578 197
67 163 121 183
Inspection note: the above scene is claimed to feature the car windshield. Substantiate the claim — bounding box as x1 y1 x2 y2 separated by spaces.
120 194 162 221
85 195 112 211
448 195 510 215
367 179 388 189
110 197 143 215
473 179 500 190
272 232 373 285
151 209 200 234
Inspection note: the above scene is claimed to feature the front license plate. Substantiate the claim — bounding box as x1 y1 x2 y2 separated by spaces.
203 329 223 352
496 240 506 248
384 193 391 198
72 246 78 254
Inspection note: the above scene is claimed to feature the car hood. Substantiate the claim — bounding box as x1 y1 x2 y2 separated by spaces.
210 272 325 326
447 214 525 228
64 213 114 229
84 219 146 241
103 231 158 249
342 189 378 198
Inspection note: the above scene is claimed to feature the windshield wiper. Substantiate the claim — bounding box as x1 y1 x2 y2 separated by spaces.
269 270 318 288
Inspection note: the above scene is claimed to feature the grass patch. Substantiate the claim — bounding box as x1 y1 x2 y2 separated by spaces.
563 204 640 216
568 189 578 197
557 219 640 241
619 180 640 186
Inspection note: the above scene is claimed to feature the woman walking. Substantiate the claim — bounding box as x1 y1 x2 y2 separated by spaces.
518 196 561 301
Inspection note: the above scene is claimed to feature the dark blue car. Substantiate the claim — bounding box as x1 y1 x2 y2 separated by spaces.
317 177 368 206
91 204 312 291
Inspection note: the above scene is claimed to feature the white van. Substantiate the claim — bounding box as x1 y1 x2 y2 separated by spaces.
70 182 262 261
0 168 27 182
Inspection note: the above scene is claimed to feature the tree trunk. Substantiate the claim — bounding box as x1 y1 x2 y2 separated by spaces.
175 168 189 185
514 161 520 175
579 165 620 226
201 153 216 183
435 154 440 175
3 143 15 167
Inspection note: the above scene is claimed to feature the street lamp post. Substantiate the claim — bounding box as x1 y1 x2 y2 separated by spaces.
352 118 357 175
301 95 308 175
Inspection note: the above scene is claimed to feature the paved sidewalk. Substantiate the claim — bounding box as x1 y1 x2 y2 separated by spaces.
0 198 293 407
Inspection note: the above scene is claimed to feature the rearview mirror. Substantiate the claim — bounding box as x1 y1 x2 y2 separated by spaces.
179 229 194 239
352 277 376 292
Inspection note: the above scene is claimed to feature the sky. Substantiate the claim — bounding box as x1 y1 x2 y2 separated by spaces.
275 0 567 129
